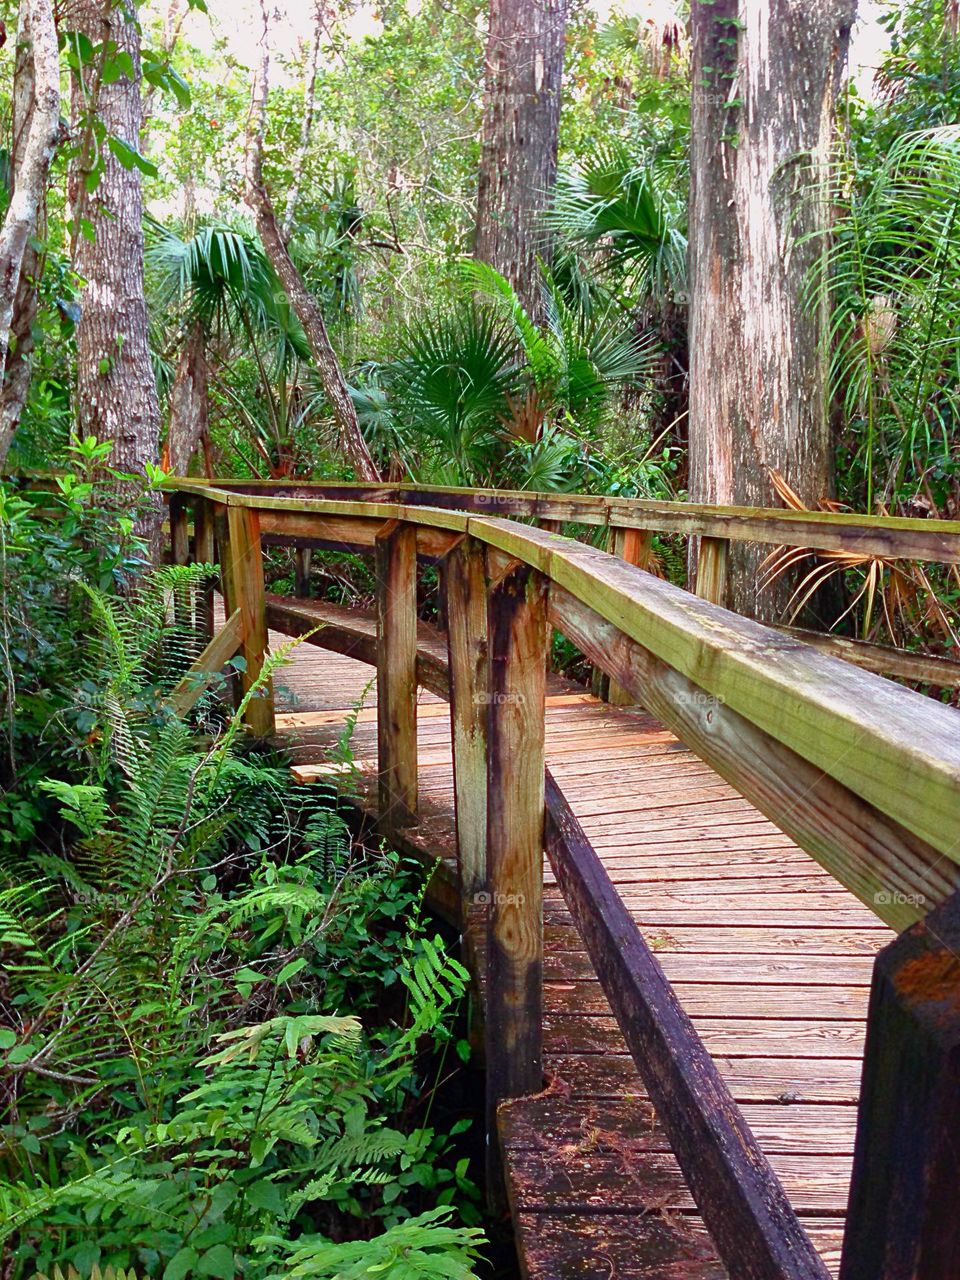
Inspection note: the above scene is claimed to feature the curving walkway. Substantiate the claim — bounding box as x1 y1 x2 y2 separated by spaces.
270 598 890 1279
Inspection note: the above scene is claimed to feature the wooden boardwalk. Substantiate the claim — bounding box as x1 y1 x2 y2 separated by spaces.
270 600 891 1280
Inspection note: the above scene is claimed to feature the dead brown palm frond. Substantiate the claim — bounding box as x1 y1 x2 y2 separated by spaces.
499 386 548 443
760 469 959 649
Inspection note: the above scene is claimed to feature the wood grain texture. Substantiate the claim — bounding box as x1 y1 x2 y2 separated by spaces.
840 890 960 1280
444 538 489 913
544 772 829 1280
486 564 548 1128
219 505 274 735
375 520 418 834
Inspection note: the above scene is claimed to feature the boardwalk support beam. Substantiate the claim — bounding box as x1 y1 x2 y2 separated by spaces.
840 890 960 1280
485 563 548 1158
375 519 419 837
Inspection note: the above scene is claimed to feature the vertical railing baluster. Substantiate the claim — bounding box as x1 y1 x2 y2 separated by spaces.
608 525 653 706
444 538 488 923
294 546 312 597
695 535 729 605
485 561 547 1173
220 504 274 736
375 520 418 837
193 498 216 643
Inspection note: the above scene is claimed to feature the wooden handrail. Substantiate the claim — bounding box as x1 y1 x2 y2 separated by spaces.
164 476 960 563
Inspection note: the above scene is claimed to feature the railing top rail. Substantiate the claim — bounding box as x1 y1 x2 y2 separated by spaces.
178 482 960 868
163 476 960 563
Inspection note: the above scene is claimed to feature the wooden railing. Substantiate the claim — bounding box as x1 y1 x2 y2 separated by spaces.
165 479 960 1280
168 477 960 691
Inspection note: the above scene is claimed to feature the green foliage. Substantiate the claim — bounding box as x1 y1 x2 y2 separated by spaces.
0 556 482 1277
815 125 960 513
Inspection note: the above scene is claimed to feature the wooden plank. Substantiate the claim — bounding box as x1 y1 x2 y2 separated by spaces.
219 505 274 735
695 535 729 606
542 772 830 1280
840 889 960 1280
779 625 960 689
375 520 418 834
549 584 960 929
445 538 488 914
513 1210 727 1280
486 563 548 1140
169 607 243 716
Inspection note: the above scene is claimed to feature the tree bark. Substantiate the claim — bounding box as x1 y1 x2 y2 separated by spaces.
244 2 379 482
69 0 161 538
166 321 208 474
280 1 324 243
475 0 568 320
687 0 856 619
0 0 61 465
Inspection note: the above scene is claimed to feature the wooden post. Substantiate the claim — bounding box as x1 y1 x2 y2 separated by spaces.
695 535 729 606
840 890 960 1280
608 525 653 706
169 493 190 566
193 498 216 643
294 546 312 597
444 538 488 921
485 562 547 1152
220 505 275 736
375 520 418 837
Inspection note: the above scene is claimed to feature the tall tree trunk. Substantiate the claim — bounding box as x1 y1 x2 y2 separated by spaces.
245 1 379 481
281 1 324 244
475 0 568 320
69 0 161 538
166 322 208 474
687 0 856 620
0 0 61 465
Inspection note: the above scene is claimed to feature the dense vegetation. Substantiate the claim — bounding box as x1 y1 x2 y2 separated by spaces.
1 0 959 1275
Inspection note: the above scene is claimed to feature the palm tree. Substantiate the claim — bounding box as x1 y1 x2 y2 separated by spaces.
147 220 315 476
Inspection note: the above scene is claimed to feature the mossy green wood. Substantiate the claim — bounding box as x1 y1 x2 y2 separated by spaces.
469 516 960 863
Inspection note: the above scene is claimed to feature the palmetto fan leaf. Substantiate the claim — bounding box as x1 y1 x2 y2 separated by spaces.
389 306 520 482
549 144 688 300
146 218 310 365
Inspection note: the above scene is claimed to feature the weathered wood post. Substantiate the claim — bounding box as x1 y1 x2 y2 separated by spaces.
485 560 548 1164
193 497 216 643
695 535 729 606
375 520 418 837
218 504 275 736
444 538 489 924
607 525 653 705
840 890 960 1280
169 492 190 567
294 547 312 597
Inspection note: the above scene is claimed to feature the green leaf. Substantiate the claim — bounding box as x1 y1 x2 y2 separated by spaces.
197 1245 233 1279
276 956 308 984
107 135 160 178
164 1247 198 1280
0 1029 16 1050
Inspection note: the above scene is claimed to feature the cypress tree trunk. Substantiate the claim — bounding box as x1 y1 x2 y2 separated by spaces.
688 0 856 619
69 0 161 539
475 0 568 320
